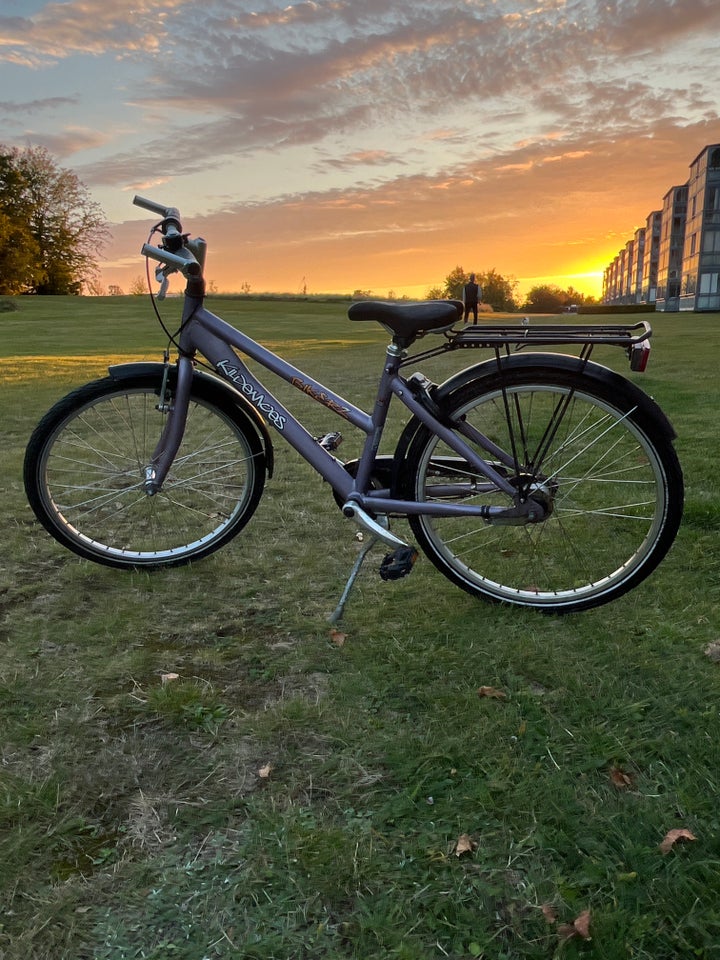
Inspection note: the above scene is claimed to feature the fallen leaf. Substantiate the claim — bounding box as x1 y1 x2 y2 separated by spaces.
573 910 591 940
660 828 697 854
558 909 591 941
454 833 477 857
477 685 507 700
541 903 558 924
703 640 720 662
258 763 272 779
329 628 347 647
160 672 180 685
609 765 634 789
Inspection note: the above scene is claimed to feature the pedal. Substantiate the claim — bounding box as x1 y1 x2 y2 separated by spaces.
316 431 343 451
379 546 419 581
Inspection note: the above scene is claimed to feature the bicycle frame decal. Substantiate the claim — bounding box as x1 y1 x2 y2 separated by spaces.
216 359 287 429
290 377 352 420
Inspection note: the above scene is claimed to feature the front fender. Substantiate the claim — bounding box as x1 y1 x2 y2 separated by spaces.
108 361 274 477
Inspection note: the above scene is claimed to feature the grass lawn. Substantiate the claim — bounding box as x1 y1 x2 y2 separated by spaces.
1 295 719 959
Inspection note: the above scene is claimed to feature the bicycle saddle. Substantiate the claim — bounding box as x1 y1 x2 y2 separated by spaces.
348 299 463 339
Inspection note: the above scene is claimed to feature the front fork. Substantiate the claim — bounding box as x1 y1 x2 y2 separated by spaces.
143 354 194 495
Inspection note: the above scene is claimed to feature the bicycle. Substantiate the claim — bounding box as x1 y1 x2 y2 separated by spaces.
24 196 684 618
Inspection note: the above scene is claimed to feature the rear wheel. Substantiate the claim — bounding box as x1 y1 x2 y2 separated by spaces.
24 375 266 568
405 368 683 612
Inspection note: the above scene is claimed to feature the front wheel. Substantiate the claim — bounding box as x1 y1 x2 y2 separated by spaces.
24 374 267 569
404 367 683 612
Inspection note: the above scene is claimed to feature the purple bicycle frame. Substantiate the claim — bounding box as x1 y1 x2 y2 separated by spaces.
147 294 523 521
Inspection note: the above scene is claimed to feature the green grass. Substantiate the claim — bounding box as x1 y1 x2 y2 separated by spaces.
2 296 720 959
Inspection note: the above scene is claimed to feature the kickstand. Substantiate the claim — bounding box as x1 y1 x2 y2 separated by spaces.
328 534 380 625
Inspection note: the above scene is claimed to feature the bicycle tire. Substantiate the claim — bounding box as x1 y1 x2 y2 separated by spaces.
404 365 683 612
24 373 267 569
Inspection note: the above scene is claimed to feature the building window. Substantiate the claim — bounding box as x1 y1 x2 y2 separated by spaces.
703 231 720 253
697 294 720 310
699 272 719 294
710 147 720 169
690 233 697 255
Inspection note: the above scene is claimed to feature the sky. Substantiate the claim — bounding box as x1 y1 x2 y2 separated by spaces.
2 0 720 300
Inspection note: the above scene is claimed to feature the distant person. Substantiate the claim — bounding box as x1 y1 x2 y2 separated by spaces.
462 273 482 323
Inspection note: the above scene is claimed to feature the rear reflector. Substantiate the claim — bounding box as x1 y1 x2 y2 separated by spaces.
630 340 651 372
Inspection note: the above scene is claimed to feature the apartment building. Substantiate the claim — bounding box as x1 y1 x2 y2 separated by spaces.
632 226 645 303
602 143 720 311
642 210 661 303
655 184 687 310
681 145 720 311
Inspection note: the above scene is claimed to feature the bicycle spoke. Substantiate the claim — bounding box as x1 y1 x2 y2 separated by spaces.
28 382 265 565
408 373 680 611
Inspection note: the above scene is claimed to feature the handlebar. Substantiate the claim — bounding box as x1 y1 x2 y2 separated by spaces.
141 242 202 277
134 195 205 285
133 194 181 223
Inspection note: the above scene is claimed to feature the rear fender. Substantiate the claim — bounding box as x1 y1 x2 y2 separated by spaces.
392 352 676 484
434 352 677 442
108 361 274 477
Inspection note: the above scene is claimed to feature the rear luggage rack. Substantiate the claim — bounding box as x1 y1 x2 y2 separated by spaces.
440 320 653 371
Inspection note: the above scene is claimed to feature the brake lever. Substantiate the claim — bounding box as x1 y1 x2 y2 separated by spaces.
155 264 172 300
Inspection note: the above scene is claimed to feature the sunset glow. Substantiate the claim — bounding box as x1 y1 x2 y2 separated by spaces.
3 0 720 302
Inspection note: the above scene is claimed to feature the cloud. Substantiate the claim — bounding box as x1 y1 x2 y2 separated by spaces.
123 1 717 178
316 149 406 172
75 102 374 188
0 95 77 115
0 0 192 62
22 126 113 158
578 0 720 53
8 0 719 173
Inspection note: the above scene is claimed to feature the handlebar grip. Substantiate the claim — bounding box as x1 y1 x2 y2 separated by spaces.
133 195 181 222
141 243 202 277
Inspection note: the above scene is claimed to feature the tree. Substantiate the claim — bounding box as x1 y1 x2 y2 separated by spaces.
440 265 519 311
523 284 566 313
443 265 470 300
425 285 445 299
0 210 42 295
0 145 107 294
523 283 596 313
476 268 519 312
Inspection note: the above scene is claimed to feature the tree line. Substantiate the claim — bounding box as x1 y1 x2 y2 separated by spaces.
427 266 597 313
0 145 106 295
